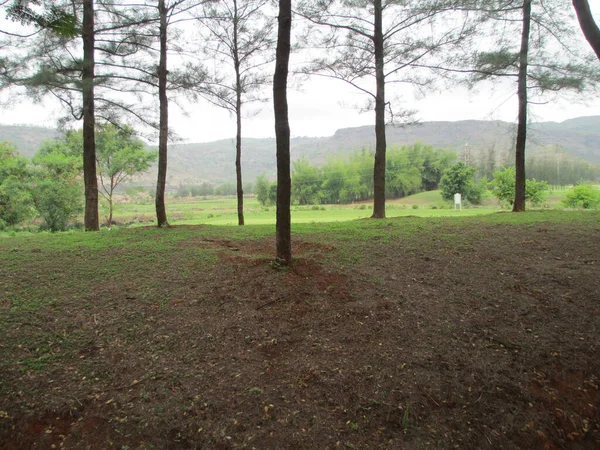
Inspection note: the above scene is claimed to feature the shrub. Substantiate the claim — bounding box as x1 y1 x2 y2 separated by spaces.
440 162 482 204
562 185 600 209
489 167 548 207
33 179 83 232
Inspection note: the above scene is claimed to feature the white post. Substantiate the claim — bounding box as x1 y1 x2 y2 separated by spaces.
454 193 462 211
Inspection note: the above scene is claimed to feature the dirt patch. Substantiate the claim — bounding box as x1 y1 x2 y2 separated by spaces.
1 218 599 449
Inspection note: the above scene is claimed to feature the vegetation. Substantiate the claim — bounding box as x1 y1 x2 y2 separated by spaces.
439 162 483 204
562 184 600 209
0 123 155 231
489 166 549 207
95 125 157 226
0 143 33 229
299 0 473 218
257 144 456 207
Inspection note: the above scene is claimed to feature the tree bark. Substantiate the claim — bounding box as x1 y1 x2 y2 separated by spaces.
573 0 600 60
82 0 99 231
273 0 292 265
371 0 386 219
108 191 113 226
513 0 531 212
155 0 169 227
234 0 244 226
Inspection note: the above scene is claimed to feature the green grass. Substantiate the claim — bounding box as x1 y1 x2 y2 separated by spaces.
0 187 588 237
106 191 504 227
388 190 445 205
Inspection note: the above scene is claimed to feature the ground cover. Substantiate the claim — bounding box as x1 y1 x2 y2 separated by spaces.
1 211 598 449
103 188 573 228
103 190 506 227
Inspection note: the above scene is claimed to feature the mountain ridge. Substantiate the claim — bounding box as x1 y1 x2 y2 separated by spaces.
1 116 599 186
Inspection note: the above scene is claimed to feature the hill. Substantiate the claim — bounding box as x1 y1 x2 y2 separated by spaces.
0 125 59 156
1 116 599 186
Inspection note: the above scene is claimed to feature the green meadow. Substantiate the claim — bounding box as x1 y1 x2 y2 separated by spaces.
104 188 575 227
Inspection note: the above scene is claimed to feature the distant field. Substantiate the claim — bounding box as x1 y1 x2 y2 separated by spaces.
110 191 501 227
107 188 574 227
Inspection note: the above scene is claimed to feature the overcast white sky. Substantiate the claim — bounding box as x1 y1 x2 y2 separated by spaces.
1 2 599 144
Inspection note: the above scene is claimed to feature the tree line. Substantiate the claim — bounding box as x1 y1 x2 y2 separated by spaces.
1 0 599 265
256 143 455 206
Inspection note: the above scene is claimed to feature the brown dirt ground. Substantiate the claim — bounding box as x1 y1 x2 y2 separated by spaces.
1 218 599 449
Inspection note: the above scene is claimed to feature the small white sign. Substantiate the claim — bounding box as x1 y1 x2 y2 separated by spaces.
454 193 462 210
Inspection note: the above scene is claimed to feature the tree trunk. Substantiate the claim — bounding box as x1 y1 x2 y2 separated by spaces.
108 195 113 227
573 0 600 60
107 178 115 227
234 0 244 226
155 0 169 227
371 0 386 219
235 93 244 225
513 0 531 212
273 0 292 265
82 0 99 231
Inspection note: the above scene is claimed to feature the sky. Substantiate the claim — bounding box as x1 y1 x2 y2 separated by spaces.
3 68 599 145
1 2 599 144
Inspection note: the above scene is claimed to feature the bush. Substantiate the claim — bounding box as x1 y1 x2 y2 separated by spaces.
440 162 482 204
0 143 34 227
33 179 83 232
526 179 549 206
489 167 548 207
562 185 600 209
0 177 33 226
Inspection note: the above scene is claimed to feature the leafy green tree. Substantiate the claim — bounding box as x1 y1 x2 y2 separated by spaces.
31 139 83 232
420 145 456 191
35 125 156 226
440 162 482 204
386 148 422 199
214 183 237 196
563 184 600 209
268 182 278 206
33 137 82 180
320 158 348 204
32 178 83 232
489 167 515 206
94 124 157 226
489 166 548 207
0 142 33 228
526 179 549 206
255 175 271 206
292 158 322 205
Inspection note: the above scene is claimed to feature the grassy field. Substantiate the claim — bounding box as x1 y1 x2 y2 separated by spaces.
1 210 599 449
103 188 574 228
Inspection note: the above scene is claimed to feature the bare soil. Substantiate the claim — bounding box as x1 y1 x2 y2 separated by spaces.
1 215 599 449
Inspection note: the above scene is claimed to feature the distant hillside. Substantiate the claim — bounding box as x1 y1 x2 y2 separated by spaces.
2 116 599 186
0 125 59 156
